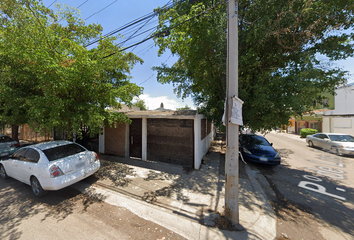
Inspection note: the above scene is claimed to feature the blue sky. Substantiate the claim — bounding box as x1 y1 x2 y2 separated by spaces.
42 0 354 110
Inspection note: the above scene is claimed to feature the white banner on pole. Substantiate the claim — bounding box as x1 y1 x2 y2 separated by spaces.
230 96 243 126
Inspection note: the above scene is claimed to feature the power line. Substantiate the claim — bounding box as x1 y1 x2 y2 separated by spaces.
77 0 90 9
102 0 227 59
84 0 176 47
48 0 57 8
138 54 173 86
85 0 119 21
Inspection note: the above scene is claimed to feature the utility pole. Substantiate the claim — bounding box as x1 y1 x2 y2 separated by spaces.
225 0 239 226
188 0 240 227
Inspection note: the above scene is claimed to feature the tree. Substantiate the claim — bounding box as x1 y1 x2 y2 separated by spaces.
153 0 354 131
133 99 148 110
0 0 143 139
176 105 192 110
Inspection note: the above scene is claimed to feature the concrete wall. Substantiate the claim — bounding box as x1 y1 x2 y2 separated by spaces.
194 115 215 169
322 84 354 135
323 116 354 136
333 85 354 114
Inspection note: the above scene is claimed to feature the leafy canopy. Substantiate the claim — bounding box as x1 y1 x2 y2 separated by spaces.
153 0 354 130
0 0 143 137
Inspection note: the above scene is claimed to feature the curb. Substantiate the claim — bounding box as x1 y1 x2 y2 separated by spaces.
244 164 277 240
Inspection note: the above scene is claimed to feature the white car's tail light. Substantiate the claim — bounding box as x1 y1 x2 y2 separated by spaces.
90 153 99 164
49 165 64 178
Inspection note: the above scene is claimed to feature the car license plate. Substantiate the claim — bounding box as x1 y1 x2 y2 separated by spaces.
260 157 268 162
0 152 9 157
75 162 85 170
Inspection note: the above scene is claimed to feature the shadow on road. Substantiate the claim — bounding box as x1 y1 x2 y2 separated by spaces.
249 147 354 238
0 177 105 239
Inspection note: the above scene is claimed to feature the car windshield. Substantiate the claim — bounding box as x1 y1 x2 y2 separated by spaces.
42 143 86 162
328 135 354 142
241 135 271 148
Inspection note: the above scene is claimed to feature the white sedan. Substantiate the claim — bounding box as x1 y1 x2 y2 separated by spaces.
306 133 354 155
0 140 100 197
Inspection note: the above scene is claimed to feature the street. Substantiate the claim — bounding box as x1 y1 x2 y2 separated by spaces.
0 175 185 240
249 132 354 240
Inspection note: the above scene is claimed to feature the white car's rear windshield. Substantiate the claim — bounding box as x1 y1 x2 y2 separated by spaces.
43 143 86 162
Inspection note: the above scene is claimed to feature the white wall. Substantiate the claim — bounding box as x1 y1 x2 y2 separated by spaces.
323 117 354 135
331 85 354 114
323 84 354 135
99 127 105 153
194 114 215 170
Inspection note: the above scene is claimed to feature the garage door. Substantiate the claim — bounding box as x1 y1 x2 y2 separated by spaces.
147 119 194 167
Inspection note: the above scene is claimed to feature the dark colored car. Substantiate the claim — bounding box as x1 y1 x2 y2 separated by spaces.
239 134 281 165
0 135 20 157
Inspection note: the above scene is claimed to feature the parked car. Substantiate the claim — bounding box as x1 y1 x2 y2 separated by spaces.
239 134 281 165
306 133 354 155
0 135 20 157
0 140 100 197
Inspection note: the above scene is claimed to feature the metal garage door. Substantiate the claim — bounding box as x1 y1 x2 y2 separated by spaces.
147 119 194 167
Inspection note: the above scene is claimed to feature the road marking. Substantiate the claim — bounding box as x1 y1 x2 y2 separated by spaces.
307 160 344 168
303 175 322 182
298 181 346 201
336 188 346 192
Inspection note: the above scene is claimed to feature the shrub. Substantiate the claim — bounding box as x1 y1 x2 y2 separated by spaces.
300 128 318 138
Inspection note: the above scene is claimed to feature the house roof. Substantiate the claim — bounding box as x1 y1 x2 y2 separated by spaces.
125 110 199 119
303 109 333 116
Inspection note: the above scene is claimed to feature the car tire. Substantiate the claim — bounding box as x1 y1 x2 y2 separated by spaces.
334 147 342 156
0 164 9 179
308 140 314 147
31 176 47 197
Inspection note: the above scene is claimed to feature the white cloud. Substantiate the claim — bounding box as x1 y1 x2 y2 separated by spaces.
137 94 196 110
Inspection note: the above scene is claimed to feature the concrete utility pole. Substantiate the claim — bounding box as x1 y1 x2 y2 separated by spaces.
225 0 239 226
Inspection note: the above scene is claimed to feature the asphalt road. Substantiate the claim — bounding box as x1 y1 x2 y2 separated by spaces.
248 132 354 240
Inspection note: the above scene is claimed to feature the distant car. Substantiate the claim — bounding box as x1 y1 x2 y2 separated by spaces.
239 134 281 165
306 133 354 155
0 135 20 157
0 140 100 197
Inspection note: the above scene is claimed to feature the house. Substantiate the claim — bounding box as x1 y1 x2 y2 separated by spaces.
322 83 354 135
99 109 215 169
287 92 334 134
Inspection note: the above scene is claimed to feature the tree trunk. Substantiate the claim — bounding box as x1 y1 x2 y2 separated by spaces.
12 124 19 142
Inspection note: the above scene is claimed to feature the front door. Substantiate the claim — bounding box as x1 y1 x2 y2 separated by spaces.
130 119 142 158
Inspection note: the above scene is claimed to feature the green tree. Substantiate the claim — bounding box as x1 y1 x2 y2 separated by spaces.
133 99 148 110
176 105 192 110
0 0 143 140
153 0 354 131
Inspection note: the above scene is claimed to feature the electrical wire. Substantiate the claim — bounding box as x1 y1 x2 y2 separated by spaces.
138 54 173 86
84 0 119 21
48 0 57 8
102 0 227 59
84 0 176 47
77 0 90 9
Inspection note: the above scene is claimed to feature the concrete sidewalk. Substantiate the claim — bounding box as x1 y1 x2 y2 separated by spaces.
72 143 276 240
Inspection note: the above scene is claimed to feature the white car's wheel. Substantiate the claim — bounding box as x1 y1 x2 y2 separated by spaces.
0 164 9 179
334 147 342 156
31 177 47 197
308 140 314 147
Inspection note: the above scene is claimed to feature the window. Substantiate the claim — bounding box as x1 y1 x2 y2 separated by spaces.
322 98 329 108
12 148 27 160
43 143 86 162
25 149 40 163
315 134 328 139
